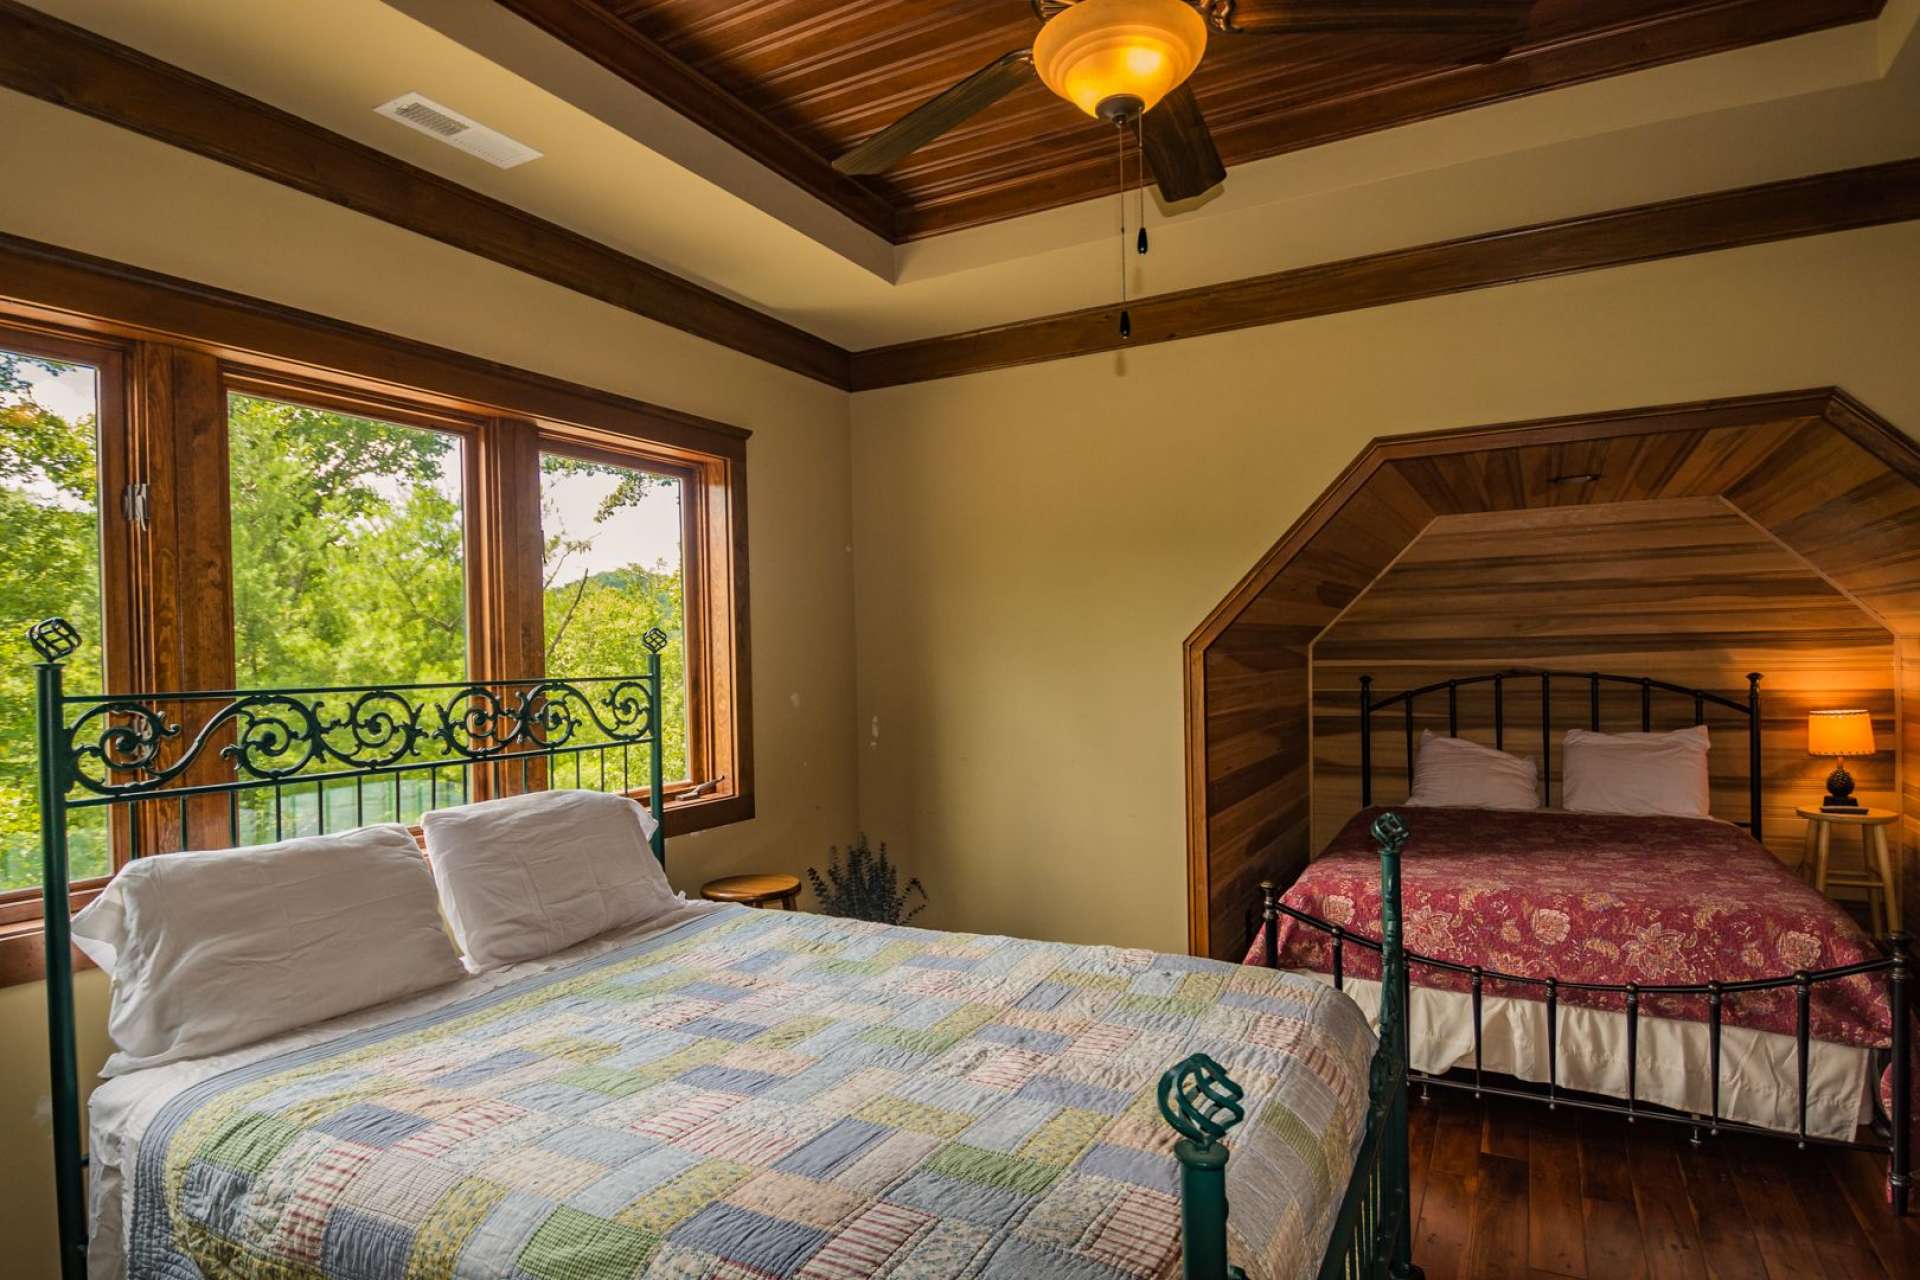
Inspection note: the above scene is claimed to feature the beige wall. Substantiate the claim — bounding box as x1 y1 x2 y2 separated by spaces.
849 222 1920 956
0 94 859 1273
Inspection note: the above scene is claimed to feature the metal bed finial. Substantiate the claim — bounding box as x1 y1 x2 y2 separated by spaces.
1159 1054 1250 1280
28 616 80 663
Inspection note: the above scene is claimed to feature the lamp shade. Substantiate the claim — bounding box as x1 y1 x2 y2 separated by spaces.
1033 0 1209 118
1807 709 1875 757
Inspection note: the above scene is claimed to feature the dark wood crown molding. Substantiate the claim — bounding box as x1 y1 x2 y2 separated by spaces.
851 157 1920 389
0 0 850 388
0 230 752 459
489 0 897 242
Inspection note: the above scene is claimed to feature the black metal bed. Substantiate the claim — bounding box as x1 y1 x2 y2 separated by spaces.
1264 667 1910 1217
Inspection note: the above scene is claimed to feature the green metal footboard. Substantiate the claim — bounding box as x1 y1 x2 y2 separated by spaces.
1161 812 1417 1280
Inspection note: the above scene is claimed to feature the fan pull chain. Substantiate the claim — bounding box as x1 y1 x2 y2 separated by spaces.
1117 119 1130 341
1136 112 1149 257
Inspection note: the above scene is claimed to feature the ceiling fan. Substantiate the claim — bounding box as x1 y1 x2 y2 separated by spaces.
834 0 1539 203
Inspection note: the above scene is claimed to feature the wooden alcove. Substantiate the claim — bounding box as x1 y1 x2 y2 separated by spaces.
1184 390 1920 960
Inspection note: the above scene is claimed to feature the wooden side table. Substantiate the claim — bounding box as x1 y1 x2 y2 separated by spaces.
700 873 801 910
1797 806 1900 935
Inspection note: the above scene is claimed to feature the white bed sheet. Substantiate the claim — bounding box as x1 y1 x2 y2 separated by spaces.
1297 970 1874 1140
85 899 726 1280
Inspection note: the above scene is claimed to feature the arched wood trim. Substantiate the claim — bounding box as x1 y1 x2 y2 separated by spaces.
1184 389 1920 958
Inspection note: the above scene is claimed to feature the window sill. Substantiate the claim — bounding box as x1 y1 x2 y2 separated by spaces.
0 921 98 988
0 790 753 987
663 790 753 838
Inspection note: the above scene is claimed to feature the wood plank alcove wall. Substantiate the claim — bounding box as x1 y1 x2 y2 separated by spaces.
1309 498 1897 868
1185 391 1920 961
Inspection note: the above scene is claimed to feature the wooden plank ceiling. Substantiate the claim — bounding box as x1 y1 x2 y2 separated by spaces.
1187 392 1920 960
515 0 1883 239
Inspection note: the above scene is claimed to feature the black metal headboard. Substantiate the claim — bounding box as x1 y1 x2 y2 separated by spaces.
1358 668 1763 839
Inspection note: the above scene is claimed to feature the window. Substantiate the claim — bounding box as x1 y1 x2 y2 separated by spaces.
539 449 689 782
227 389 474 838
0 337 112 894
0 280 750 958
228 391 468 688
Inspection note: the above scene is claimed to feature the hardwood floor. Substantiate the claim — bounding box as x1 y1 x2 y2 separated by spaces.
1406 1090 1918 1279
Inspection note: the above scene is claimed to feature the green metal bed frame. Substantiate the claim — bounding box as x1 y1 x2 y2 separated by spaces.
29 615 1415 1280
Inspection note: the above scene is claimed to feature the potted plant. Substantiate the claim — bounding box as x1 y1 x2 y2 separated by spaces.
806 835 927 925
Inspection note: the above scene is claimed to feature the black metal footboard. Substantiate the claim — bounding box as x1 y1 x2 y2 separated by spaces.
1255 883 1912 1217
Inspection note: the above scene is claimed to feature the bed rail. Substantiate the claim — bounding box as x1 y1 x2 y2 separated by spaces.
27 616 673 1280
1256 879 1912 1217
1359 667 1763 839
1164 812 1418 1280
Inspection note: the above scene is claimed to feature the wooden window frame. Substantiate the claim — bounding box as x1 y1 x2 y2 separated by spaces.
533 424 752 833
221 369 490 688
0 245 754 981
0 319 132 929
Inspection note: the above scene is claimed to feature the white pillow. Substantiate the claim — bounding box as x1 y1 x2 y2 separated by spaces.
71 825 464 1076
421 789 673 972
1561 724 1712 818
1403 730 1541 810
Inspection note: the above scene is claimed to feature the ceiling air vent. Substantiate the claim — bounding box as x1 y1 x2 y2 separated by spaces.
374 93 542 169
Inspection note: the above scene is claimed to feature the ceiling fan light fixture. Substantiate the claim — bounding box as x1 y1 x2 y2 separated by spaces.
1033 0 1209 119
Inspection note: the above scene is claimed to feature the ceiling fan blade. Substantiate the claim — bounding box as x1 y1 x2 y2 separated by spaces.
1143 83 1226 203
833 49 1036 176
1210 0 1535 38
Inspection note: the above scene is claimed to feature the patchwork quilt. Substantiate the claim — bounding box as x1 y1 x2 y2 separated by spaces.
1249 807 1890 1044
131 906 1376 1280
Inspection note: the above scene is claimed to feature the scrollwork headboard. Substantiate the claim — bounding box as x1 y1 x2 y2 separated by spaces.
27 616 675 1280
1358 667 1763 839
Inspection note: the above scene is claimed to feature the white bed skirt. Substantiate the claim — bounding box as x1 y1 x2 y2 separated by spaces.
1292 970 1875 1141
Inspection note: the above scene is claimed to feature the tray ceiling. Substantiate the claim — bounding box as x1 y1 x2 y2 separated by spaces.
503 0 1884 240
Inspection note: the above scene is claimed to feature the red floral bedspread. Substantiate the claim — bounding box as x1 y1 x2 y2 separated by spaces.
1243 807 1890 1049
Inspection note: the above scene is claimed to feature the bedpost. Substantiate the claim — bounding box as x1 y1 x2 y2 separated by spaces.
1892 931 1911 1217
1370 810 1421 1277
30 620 87 1280
643 627 669 863
1359 676 1373 808
1747 673 1763 843
1159 1054 1249 1280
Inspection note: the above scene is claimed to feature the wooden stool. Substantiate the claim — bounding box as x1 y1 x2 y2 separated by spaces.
700 873 801 910
1798 806 1900 935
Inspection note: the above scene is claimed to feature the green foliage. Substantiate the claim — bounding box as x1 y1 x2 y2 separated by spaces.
540 455 688 782
0 380 692 890
0 353 107 890
228 395 467 688
806 835 927 925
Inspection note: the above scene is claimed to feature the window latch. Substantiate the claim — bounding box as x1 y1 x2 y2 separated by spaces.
122 483 151 530
680 776 725 800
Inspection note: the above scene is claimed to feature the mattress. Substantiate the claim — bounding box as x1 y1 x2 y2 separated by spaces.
1245 806 1893 1137
95 904 1377 1280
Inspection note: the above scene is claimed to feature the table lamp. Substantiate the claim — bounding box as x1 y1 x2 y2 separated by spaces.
1807 709 1875 814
